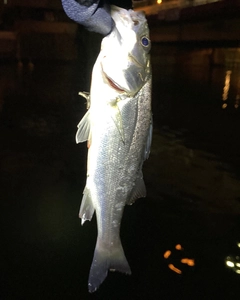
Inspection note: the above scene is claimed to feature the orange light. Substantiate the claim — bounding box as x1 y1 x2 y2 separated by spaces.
222 70 231 101
222 103 227 109
168 264 182 274
181 258 195 266
163 250 171 259
157 0 162 4
175 244 183 250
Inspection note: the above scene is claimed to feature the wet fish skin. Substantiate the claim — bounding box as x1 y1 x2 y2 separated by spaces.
76 6 152 292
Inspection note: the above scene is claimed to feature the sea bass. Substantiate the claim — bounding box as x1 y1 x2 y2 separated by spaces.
76 5 152 292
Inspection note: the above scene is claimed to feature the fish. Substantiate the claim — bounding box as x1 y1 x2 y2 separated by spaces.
75 5 152 293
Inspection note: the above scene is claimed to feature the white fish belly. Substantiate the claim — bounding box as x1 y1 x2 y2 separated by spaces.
90 79 151 238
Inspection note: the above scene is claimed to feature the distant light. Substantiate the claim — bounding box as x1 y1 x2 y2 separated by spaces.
237 242 240 248
168 264 182 274
163 250 171 259
222 103 227 109
157 0 162 4
226 260 234 268
164 244 195 274
4 0 7 4
222 70 232 102
181 258 195 266
175 244 183 250
236 263 240 268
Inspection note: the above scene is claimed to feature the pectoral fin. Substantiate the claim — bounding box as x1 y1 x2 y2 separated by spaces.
76 110 91 144
79 187 94 225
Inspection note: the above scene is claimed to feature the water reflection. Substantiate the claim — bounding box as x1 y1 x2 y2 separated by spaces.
222 70 231 108
1 45 240 298
225 242 240 275
220 48 240 111
163 244 195 275
222 68 240 110
234 73 240 109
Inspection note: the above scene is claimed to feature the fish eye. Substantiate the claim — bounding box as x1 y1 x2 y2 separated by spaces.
141 36 150 47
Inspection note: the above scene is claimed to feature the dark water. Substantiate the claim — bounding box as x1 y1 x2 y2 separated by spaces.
1 44 240 299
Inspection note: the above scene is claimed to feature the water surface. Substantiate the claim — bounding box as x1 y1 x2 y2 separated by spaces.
1 45 240 299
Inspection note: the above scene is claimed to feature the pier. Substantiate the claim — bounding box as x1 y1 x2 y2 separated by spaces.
0 0 240 60
136 0 240 45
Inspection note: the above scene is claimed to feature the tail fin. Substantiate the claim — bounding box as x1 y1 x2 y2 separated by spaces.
88 240 131 293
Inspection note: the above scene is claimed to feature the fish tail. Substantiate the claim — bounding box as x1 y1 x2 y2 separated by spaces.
88 239 131 293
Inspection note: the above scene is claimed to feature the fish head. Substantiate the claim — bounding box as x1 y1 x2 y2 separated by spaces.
100 6 151 96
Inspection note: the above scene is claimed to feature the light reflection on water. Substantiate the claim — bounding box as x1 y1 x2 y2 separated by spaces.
152 46 240 112
163 244 195 275
225 242 240 275
222 68 240 110
222 70 231 106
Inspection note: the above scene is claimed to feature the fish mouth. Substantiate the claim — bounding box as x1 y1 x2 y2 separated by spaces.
101 62 125 93
105 74 125 93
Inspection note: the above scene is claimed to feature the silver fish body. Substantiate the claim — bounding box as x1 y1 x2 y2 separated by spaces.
76 6 152 293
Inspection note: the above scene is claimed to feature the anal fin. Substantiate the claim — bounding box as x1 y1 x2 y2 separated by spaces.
127 174 146 205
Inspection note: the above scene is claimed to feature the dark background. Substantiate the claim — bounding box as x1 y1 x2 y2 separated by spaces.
1 1 240 299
